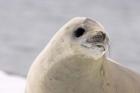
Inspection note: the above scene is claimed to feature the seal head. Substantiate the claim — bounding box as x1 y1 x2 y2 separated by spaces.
53 17 109 60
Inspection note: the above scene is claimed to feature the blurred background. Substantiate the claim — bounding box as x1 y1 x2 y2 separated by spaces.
0 0 140 91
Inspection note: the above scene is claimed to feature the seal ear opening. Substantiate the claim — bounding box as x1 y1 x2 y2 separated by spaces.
74 27 85 38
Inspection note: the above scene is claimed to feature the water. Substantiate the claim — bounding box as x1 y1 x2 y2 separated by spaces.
0 0 140 77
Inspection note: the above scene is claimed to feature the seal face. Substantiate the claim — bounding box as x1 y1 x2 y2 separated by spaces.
61 17 109 59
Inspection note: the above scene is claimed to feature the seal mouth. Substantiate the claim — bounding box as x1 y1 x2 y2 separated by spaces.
95 44 105 51
81 42 107 59
81 43 106 51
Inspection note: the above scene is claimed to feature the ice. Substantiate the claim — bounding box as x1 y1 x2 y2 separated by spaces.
0 71 25 93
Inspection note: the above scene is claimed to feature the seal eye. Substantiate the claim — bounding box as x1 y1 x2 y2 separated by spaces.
74 27 85 38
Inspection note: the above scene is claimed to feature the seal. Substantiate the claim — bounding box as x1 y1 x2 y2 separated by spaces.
26 17 140 93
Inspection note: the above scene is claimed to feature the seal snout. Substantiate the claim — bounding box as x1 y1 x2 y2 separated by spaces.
86 31 106 43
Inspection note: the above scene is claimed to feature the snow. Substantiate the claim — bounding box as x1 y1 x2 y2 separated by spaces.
0 71 25 93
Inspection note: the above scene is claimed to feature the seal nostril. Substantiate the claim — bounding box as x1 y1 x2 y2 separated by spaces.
86 31 106 42
74 27 85 38
102 32 106 41
87 32 106 43
94 32 106 42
